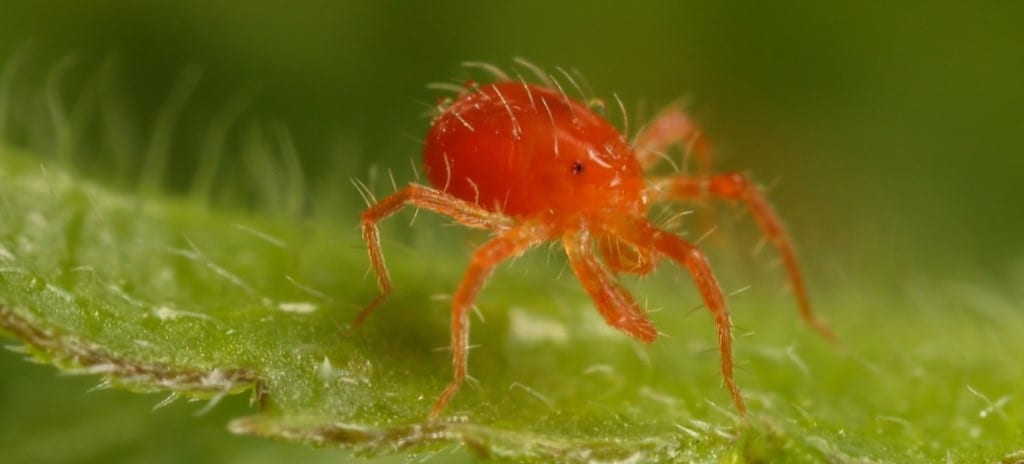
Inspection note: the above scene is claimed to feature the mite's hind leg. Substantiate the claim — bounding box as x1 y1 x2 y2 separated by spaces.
355 184 512 330
564 230 657 343
633 102 712 174
430 222 551 420
647 173 835 341
605 216 746 417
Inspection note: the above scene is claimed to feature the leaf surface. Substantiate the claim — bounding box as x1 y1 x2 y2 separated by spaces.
1 148 1021 462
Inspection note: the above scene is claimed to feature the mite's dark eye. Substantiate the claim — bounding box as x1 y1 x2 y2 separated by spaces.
570 160 585 175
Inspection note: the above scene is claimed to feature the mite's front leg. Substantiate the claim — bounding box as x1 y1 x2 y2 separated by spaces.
606 216 746 417
633 103 712 174
564 229 657 343
647 173 835 341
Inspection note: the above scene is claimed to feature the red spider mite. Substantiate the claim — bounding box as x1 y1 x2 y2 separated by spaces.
353 61 834 420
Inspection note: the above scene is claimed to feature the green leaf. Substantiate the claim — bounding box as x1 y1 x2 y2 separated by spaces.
1 146 1022 463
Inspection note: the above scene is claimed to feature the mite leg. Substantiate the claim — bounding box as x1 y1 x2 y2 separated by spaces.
633 102 712 174
633 103 719 234
606 216 746 417
355 184 512 330
564 229 657 343
430 222 551 419
647 173 835 341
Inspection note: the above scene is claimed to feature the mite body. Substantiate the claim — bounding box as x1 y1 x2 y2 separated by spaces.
355 66 833 420
424 82 645 219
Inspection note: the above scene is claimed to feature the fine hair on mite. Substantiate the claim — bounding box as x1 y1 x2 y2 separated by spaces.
352 59 834 420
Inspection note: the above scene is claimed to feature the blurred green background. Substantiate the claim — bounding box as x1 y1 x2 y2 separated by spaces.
1 1 1022 462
